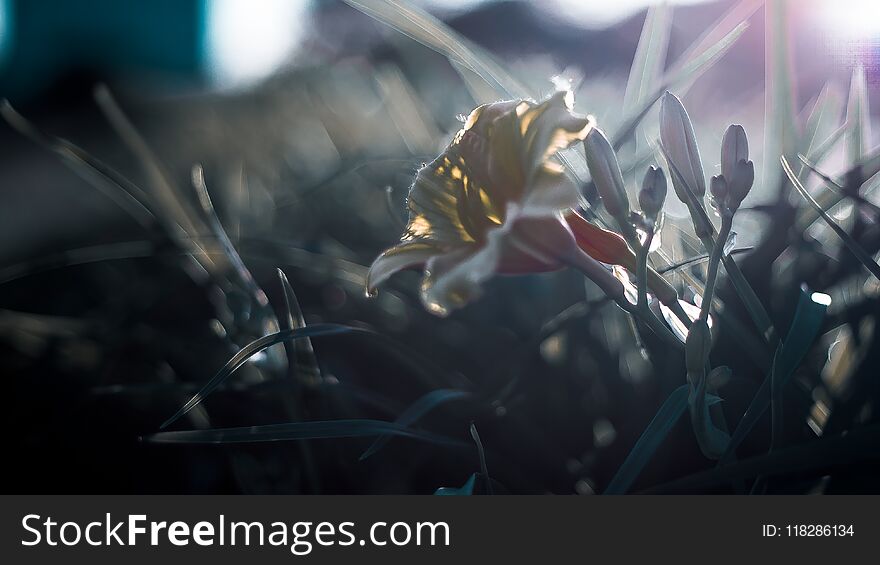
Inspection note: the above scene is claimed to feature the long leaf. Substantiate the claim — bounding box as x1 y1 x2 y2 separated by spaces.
798 83 843 182
277 268 321 380
764 0 797 195
782 156 880 280
648 423 880 493
341 0 527 98
613 22 749 149
623 4 672 116
846 66 871 166
606 385 689 494
719 286 827 465
145 418 466 448
359 389 471 460
160 324 355 429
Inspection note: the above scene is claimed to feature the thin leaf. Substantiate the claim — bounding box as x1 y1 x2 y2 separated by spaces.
192 165 271 311
798 83 843 182
145 418 466 447
657 247 754 274
0 101 157 229
359 389 471 460
160 324 355 429
719 286 828 465
340 0 527 98
764 0 797 195
277 267 321 380
604 385 721 494
666 0 762 80
798 154 880 216
649 423 880 493
435 473 476 496
846 66 871 166
613 22 750 149
470 422 493 495
623 4 672 116
93 85 203 241
782 156 880 280
606 385 723 494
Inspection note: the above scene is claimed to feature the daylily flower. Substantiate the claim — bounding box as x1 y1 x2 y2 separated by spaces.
366 91 656 315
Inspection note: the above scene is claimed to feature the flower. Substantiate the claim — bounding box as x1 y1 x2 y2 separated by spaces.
638 165 667 222
366 91 639 316
719 124 754 211
659 92 706 201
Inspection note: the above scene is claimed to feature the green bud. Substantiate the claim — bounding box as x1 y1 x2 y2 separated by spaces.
727 159 754 211
638 165 667 220
584 127 630 221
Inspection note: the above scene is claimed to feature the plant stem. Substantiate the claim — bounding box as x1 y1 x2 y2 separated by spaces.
699 214 732 322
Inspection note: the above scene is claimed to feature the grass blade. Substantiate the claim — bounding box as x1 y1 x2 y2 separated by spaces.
623 4 672 116
613 22 749 149
764 0 797 196
277 267 321 380
648 423 880 493
782 156 880 280
0 101 157 229
846 66 871 166
719 286 828 465
605 384 689 494
340 0 527 98
359 389 471 460
145 418 466 448
160 324 355 429
798 83 843 182
470 422 493 495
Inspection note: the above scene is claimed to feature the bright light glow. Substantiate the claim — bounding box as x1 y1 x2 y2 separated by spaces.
547 0 713 27
206 0 310 89
811 292 832 306
818 0 880 40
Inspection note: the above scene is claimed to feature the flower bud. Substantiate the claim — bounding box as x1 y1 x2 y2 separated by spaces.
660 92 706 200
727 159 754 211
709 174 728 211
584 127 630 221
721 124 749 182
685 319 712 377
638 165 667 220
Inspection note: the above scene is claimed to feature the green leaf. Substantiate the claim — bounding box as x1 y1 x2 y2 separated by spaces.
605 385 725 494
649 423 880 493
359 389 471 460
613 22 749 149
340 0 527 99
623 5 672 116
719 286 828 465
846 66 871 166
798 83 843 182
782 156 880 281
145 418 466 448
160 324 355 429
764 0 797 195
277 268 322 380
435 474 476 496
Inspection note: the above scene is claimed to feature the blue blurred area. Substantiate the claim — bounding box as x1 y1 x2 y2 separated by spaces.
0 0 205 102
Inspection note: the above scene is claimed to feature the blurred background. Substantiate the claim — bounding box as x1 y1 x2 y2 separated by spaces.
1 0 878 494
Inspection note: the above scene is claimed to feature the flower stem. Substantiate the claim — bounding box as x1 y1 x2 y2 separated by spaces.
699 214 732 322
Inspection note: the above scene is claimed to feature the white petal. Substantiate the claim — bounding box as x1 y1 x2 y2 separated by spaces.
366 242 444 295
